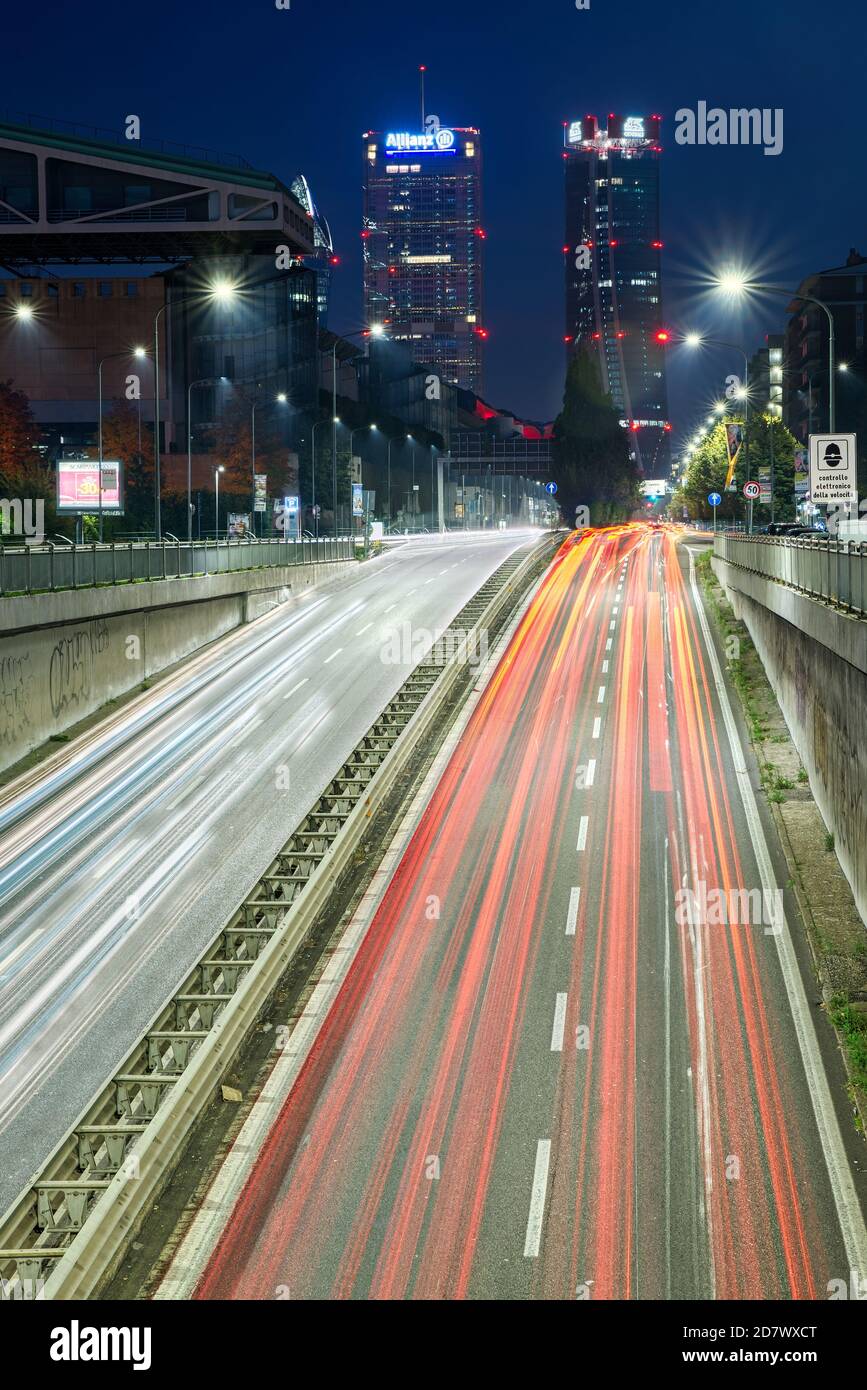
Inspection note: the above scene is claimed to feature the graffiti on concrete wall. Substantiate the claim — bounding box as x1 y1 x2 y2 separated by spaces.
48 621 109 720
0 651 33 746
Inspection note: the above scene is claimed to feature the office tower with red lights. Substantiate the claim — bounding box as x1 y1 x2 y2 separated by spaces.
564 113 670 471
363 123 484 392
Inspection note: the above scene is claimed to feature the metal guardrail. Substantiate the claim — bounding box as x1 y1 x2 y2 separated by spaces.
0 537 355 598
0 537 556 1299
714 533 867 619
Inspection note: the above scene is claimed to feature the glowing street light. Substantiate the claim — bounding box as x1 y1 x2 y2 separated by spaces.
712 266 837 429
13 301 35 321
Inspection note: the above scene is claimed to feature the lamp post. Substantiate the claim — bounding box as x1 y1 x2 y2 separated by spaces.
714 273 836 431
214 465 225 537
682 331 753 527
325 323 386 536
152 278 238 541
250 392 288 538
97 348 145 543
187 378 229 543
311 416 338 539
385 433 405 529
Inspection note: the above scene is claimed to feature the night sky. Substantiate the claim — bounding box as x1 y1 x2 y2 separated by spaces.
6 0 863 453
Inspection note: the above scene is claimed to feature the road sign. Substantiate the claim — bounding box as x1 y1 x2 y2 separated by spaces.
743 481 760 500
545 481 558 495
809 433 857 503
708 492 722 507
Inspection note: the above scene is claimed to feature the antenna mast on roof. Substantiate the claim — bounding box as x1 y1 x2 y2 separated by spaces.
419 65 426 126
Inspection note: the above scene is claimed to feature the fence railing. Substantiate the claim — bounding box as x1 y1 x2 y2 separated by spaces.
0 536 355 598
713 532 867 619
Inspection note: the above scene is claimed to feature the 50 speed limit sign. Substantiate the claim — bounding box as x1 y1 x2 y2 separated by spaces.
743 481 760 500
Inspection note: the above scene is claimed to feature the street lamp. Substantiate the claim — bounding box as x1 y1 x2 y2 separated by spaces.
251 392 289 537
311 415 339 538
682 331 753 523
97 348 142 543
152 278 239 540
187 378 230 543
713 270 837 430
324 323 389 535
214 465 225 537
385 433 406 529
12 301 34 322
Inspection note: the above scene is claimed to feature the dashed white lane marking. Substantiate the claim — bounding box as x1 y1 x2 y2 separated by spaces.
384 603 397 613
550 993 568 1052
566 886 581 936
282 677 310 701
577 815 589 851
592 717 601 739
323 648 343 665
356 623 373 636
606 637 612 651
609 620 616 631
613 606 619 615
597 686 606 703
601 660 609 674
585 758 596 787
523 1140 552 1258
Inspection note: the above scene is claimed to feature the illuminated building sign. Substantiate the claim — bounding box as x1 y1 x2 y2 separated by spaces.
568 121 583 143
623 116 645 138
384 129 455 153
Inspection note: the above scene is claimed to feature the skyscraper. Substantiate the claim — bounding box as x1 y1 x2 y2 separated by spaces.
362 122 484 392
564 113 670 472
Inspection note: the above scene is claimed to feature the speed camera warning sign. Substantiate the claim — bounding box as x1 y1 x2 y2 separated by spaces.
809 434 857 502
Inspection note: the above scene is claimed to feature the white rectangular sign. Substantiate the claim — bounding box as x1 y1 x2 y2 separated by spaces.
809 433 857 503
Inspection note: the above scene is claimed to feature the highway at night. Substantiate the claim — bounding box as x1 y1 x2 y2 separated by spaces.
162 527 867 1301
0 533 530 1215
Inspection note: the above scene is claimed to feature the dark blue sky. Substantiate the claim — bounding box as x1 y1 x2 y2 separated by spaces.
6 0 863 452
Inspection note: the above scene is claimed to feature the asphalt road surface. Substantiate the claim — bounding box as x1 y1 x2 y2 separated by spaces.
189 525 867 1300
0 531 533 1213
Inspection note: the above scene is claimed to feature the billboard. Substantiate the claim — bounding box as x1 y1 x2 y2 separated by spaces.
253 474 268 513
227 513 252 539
57 459 124 514
607 114 661 142
794 446 809 498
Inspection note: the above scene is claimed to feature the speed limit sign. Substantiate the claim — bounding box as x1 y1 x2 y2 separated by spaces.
743 481 760 500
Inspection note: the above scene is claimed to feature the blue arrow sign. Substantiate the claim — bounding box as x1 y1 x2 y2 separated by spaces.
545 481 558 495
708 492 722 507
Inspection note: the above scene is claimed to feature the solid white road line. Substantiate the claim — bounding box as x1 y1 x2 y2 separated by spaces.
281 677 310 701
550 993 568 1052
687 548 867 1280
523 1139 552 1258
577 815 589 851
592 717 601 739
566 886 581 936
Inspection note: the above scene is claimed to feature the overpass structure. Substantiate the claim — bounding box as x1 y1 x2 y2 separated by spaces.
0 112 314 266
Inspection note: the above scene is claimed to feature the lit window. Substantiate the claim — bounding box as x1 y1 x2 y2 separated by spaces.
465 142 475 157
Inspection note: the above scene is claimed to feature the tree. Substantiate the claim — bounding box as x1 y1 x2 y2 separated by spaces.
674 412 800 523
552 348 641 525
0 380 43 493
